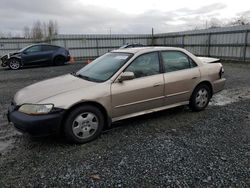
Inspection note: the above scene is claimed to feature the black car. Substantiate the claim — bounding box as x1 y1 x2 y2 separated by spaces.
1 44 71 70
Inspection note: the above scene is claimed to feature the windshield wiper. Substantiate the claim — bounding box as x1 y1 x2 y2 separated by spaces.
71 72 103 82
77 74 91 80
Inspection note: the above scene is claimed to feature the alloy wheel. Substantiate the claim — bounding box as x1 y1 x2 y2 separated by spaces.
72 112 99 139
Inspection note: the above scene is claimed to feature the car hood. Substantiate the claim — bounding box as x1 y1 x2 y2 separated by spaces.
14 74 96 105
1 52 20 59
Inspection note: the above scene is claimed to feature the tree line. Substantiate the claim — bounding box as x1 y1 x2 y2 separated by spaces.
23 20 58 40
0 20 58 39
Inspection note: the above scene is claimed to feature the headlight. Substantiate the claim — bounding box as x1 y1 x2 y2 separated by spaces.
18 104 54 115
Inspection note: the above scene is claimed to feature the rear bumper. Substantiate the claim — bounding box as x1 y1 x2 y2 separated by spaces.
213 78 226 94
8 106 65 137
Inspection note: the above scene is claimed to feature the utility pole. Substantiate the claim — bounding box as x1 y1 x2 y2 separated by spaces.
109 27 112 52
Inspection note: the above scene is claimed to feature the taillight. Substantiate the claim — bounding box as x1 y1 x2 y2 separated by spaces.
219 67 224 78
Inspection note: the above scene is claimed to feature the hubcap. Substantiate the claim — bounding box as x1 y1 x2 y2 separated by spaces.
9 59 20 69
72 112 99 139
195 88 209 108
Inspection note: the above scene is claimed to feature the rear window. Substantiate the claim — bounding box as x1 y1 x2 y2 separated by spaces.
161 51 197 72
42 45 59 51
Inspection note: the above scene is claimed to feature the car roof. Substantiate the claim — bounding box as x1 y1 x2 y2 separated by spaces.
26 43 60 47
112 46 204 66
113 46 185 54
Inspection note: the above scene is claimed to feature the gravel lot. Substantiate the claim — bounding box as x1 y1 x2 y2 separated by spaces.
0 62 249 187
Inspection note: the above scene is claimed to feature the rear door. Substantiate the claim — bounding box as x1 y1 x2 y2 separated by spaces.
111 52 165 119
161 51 200 105
41 45 58 62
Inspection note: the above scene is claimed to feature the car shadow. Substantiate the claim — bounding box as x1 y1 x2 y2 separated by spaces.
106 105 189 131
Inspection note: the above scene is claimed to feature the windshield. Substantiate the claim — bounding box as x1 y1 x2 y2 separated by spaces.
76 52 132 82
18 45 34 52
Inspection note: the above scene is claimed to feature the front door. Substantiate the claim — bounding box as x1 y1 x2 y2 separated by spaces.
22 45 44 65
111 52 165 119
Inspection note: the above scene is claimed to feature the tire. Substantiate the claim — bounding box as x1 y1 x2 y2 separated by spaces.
189 84 211 111
54 56 65 66
8 58 21 70
64 105 104 144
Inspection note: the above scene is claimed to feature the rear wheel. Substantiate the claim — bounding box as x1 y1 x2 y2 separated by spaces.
64 105 104 144
189 84 211 111
8 58 21 70
54 56 65 66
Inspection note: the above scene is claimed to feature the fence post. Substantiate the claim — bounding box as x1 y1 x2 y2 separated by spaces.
63 39 67 48
207 33 211 57
96 39 99 57
151 28 154 45
243 30 248 62
182 35 185 48
17 41 20 50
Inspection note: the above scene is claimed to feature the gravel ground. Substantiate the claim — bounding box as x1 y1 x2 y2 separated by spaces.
0 62 249 187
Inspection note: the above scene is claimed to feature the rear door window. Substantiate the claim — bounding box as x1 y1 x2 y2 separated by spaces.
42 45 58 51
161 51 196 73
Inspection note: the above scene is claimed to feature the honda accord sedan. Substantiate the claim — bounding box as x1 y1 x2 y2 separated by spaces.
1 44 70 70
8 47 226 143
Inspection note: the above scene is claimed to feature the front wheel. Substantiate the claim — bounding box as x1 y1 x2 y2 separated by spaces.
64 106 104 144
189 84 211 111
8 58 21 70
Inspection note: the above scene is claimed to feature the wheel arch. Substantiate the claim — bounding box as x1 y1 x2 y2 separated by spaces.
8 57 21 63
191 80 213 99
61 101 111 132
8 57 22 69
53 55 66 64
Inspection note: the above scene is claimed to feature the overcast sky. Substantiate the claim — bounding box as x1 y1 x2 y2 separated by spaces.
0 0 249 35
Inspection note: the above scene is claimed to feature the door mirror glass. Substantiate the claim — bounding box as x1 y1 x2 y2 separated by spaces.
118 71 135 82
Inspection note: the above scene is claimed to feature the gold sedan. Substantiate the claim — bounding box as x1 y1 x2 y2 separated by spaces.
8 47 226 143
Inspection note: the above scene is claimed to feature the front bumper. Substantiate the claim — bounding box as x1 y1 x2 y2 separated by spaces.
8 104 65 137
1 56 8 67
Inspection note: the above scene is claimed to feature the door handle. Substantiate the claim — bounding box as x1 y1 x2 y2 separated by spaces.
192 77 198 79
153 83 161 87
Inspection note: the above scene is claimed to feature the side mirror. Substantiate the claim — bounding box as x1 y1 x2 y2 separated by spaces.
118 71 135 82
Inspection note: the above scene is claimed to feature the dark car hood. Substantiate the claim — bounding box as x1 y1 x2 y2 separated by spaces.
10 52 21 56
1 51 21 60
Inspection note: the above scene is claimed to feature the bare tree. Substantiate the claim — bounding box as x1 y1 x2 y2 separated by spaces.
47 20 58 39
228 16 250 26
23 26 31 38
23 20 58 40
31 21 43 39
42 22 48 39
208 18 223 29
